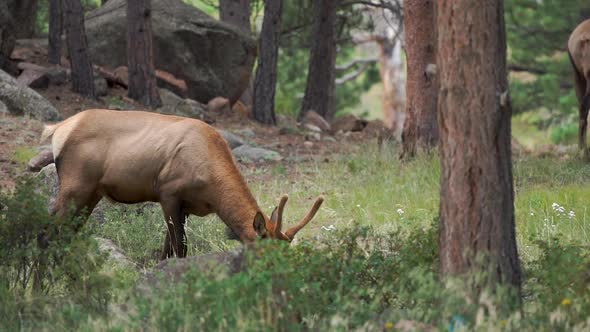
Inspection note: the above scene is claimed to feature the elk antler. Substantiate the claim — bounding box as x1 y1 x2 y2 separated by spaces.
284 196 324 239
275 194 289 234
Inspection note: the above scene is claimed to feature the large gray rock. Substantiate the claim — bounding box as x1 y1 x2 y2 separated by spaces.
85 0 257 105
232 145 282 163
0 69 61 121
137 248 246 294
218 130 246 149
156 88 212 122
96 237 136 269
0 100 7 114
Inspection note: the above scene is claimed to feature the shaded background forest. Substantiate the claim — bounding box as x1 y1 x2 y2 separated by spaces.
14 0 590 145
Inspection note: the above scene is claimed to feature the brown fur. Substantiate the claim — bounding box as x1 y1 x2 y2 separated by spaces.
568 19 590 155
43 109 323 259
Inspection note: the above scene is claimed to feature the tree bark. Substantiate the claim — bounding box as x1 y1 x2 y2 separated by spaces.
0 0 17 74
63 0 96 98
401 0 438 157
299 0 338 121
48 0 63 65
127 0 162 108
219 0 251 33
12 0 38 39
252 0 283 125
219 0 253 112
437 0 521 292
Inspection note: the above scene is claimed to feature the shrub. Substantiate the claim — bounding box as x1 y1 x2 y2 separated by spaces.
0 176 111 330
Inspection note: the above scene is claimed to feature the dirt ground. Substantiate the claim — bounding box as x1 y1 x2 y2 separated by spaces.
0 42 382 190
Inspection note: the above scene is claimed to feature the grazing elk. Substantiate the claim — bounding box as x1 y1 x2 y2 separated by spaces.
568 19 590 155
41 109 324 259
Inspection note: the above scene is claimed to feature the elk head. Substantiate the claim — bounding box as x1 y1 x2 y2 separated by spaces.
253 195 324 242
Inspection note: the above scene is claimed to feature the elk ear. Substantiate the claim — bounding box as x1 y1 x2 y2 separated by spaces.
253 212 267 236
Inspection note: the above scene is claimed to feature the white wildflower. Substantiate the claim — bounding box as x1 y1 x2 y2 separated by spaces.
396 208 405 216
552 203 559 210
322 225 336 231
569 211 575 219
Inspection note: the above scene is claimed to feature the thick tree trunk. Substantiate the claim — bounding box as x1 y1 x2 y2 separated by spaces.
0 0 17 74
401 0 438 157
127 0 162 108
219 0 251 32
219 0 253 111
48 0 63 64
12 0 38 39
299 0 338 121
437 0 521 292
252 0 283 125
63 0 95 98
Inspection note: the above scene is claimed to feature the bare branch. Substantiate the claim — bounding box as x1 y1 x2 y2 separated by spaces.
336 57 379 72
336 61 373 85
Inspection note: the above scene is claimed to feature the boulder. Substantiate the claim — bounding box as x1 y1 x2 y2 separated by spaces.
156 88 213 122
94 76 108 97
0 69 61 121
232 145 282 163
0 100 7 114
37 163 59 212
45 66 68 86
235 128 255 138
330 114 368 133
85 0 257 104
207 96 231 113
96 237 135 269
301 111 331 132
137 248 246 294
218 130 246 149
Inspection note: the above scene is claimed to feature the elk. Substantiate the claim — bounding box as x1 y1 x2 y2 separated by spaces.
41 109 324 259
568 19 590 155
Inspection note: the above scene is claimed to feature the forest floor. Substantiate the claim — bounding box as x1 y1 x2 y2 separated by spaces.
0 41 386 190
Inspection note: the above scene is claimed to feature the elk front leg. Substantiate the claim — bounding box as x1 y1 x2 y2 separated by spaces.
160 199 187 258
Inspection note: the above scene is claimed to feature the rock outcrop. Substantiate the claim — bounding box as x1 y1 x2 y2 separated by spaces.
85 0 257 105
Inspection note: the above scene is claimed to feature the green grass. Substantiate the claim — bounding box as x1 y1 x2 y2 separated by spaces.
12 146 37 165
93 144 590 267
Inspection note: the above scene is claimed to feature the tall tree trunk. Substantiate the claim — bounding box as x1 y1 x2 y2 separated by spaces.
401 0 438 157
127 0 161 108
219 0 253 111
377 37 405 138
437 0 521 292
48 0 63 64
220 0 251 32
63 0 95 98
0 0 17 74
252 0 283 125
299 0 338 121
12 0 39 39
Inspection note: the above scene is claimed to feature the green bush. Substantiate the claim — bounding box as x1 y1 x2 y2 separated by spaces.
0 176 111 331
550 122 578 145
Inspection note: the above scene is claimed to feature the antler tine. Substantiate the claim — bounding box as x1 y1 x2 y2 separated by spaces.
275 194 289 232
285 196 324 239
